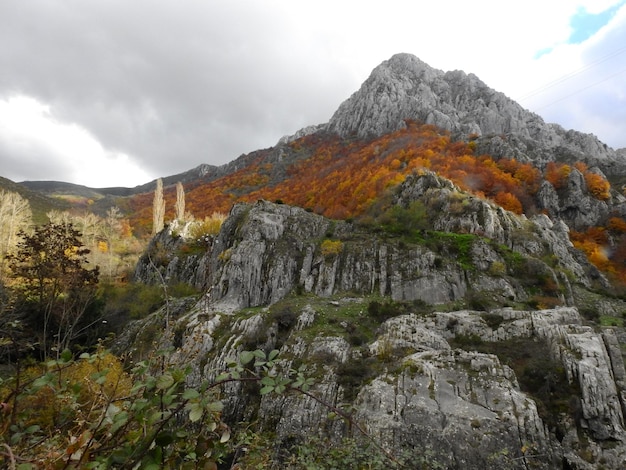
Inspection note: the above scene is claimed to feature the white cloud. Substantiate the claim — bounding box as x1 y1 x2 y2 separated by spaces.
0 95 152 186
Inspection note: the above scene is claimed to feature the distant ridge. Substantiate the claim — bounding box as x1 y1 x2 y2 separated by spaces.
0 176 69 223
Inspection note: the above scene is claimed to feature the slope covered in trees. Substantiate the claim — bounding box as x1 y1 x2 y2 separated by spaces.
119 120 626 287
128 121 547 230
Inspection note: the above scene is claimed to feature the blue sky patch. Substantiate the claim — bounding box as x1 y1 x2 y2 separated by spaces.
568 2 624 44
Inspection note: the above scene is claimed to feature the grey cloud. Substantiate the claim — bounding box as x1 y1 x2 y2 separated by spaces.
1 1 625 187
0 0 355 182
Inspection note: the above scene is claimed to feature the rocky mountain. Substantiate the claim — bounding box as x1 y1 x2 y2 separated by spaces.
107 53 626 468
121 170 626 468
10 51 626 467
14 55 626 238
323 53 625 177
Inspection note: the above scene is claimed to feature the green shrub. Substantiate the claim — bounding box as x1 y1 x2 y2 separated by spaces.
449 333 484 348
269 306 298 331
168 282 201 298
378 201 430 237
287 436 406 469
579 306 600 322
480 312 504 329
99 282 164 321
488 261 506 276
336 356 377 401
0 349 317 469
367 300 409 323
466 290 495 311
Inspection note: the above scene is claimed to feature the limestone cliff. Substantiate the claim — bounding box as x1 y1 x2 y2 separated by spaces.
135 172 599 308
125 173 626 468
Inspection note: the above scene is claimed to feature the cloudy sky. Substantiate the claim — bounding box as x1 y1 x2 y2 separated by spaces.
1 0 625 188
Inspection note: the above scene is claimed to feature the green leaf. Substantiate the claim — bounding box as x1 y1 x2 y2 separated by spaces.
260 376 275 386
143 464 161 470
220 428 231 443
239 350 255 365
215 372 230 381
206 400 223 413
149 410 171 424
260 385 274 395
110 412 129 434
60 349 73 362
268 349 280 361
182 388 200 400
187 402 204 422
156 373 175 390
110 449 129 464
32 373 53 389
252 349 266 359
161 392 174 406
24 425 40 434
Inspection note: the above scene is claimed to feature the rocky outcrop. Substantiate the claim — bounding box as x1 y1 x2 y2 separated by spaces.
122 173 626 468
115 295 626 469
135 173 600 309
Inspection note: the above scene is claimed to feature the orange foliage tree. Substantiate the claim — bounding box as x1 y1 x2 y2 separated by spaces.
545 162 571 189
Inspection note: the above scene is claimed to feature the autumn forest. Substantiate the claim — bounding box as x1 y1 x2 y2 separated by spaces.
121 121 626 286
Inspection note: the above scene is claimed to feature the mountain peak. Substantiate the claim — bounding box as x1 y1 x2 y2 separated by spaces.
323 53 624 176
380 52 443 79
326 52 525 140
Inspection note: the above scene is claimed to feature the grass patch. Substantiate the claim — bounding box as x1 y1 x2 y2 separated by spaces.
599 315 624 327
425 232 476 269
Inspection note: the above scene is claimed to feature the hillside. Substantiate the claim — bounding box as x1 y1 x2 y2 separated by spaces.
11 53 626 287
0 175 69 224
119 54 626 468
120 170 626 468
6 52 626 468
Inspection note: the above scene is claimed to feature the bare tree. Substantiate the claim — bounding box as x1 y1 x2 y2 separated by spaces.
102 206 123 278
46 209 73 226
153 178 165 234
175 181 185 222
0 190 32 279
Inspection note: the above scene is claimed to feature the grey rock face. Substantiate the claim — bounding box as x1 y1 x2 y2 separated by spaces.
135 173 600 309
356 350 558 469
117 297 626 469
136 174 590 310
124 187 626 468
324 53 625 177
